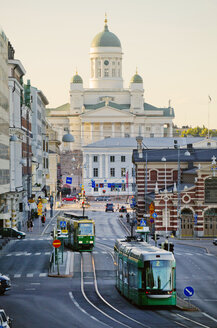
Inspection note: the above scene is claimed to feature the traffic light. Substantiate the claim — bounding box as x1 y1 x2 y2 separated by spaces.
174 139 178 149
163 242 174 253
151 233 160 242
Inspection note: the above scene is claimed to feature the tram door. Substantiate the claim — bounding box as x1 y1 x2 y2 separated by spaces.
181 209 194 237
204 209 217 237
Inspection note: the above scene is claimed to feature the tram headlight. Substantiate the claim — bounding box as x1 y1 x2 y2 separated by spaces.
79 241 83 244
89 241 93 244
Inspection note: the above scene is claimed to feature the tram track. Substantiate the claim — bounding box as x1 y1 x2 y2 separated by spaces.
79 252 151 328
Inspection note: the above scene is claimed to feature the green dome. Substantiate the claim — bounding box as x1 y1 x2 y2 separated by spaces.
91 24 121 48
71 74 83 84
130 73 143 84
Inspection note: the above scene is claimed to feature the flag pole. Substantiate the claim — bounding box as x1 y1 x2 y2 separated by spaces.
208 95 212 138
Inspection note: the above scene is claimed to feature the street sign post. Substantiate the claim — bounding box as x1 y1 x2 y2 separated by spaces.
52 239 61 275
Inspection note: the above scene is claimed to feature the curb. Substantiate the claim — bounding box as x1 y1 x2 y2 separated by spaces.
176 297 200 312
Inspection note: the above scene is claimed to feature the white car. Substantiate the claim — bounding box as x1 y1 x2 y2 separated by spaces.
0 309 12 327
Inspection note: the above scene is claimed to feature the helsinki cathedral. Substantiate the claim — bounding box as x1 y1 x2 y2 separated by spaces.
47 16 175 150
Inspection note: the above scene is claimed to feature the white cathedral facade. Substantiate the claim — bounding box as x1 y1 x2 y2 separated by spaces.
47 17 175 151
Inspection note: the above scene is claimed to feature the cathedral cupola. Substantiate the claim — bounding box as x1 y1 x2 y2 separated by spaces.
89 15 123 89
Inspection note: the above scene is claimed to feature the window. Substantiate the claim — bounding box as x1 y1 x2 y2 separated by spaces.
93 168 98 177
205 178 217 203
150 170 157 181
132 167 135 177
94 186 98 192
110 156 115 162
121 183 126 191
93 156 98 163
98 69 101 77
104 68 109 77
121 168 126 177
112 69 116 77
110 168 115 177
121 156 125 162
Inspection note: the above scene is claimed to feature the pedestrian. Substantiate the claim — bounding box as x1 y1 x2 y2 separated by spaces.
41 215 46 227
49 195 54 217
27 220 31 232
30 219 34 232
117 204 119 212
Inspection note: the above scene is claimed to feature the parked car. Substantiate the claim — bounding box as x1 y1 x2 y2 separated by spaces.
213 238 217 246
105 203 114 212
0 309 12 327
62 196 77 202
0 228 25 239
0 274 11 295
95 196 111 201
119 206 127 213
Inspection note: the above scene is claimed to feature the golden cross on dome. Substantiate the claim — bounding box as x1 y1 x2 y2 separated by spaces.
104 13 108 25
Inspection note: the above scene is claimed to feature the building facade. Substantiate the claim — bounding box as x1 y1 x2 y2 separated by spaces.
0 27 10 227
133 138 217 237
31 87 49 198
46 17 175 153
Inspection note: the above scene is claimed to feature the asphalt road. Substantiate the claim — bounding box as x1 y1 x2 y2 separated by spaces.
0 205 216 327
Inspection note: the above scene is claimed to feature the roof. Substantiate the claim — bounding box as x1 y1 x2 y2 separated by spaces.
71 74 83 84
130 73 143 84
91 23 121 48
133 148 217 163
46 103 70 115
84 137 217 150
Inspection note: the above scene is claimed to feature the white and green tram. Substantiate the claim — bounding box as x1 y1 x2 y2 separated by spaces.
114 238 176 306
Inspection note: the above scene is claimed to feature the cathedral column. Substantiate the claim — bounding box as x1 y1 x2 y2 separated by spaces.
169 124 173 137
121 123 125 137
130 123 134 137
112 123 115 137
81 123 84 146
90 123 93 142
100 123 104 139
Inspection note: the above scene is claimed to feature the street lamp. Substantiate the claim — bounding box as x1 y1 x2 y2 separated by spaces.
177 144 191 238
161 156 168 236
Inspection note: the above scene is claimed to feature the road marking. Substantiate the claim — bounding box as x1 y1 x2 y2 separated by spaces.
35 253 41 255
26 273 34 277
45 252 51 255
202 312 217 323
6 254 12 256
39 273 47 277
206 254 214 256
186 253 193 256
176 314 211 328
14 274 21 278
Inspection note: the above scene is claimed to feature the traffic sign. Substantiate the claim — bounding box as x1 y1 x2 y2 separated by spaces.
52 239 61 248
60 221 66 228
140 219 146 226
152 212 157 219
66 177 72 184
37 203 43 209
184 286 194 297
194 214 198 224
150 218 154 223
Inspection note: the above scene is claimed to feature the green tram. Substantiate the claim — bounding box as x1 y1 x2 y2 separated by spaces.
57 212 95 251
114 238 176 306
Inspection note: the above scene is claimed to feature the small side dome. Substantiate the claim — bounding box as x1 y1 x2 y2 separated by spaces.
130 73 143 84
71 74 83 84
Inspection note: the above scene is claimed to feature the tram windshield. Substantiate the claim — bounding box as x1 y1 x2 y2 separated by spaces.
143 260 173 291
78 223 93 235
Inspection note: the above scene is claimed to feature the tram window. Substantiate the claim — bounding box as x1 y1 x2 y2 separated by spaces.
78 223 93 235
119 259 123 280
143 260 172 291
210 223 212 229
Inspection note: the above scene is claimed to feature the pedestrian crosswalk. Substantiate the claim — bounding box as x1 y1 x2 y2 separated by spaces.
175 252 214 257
5 252 51 257
5 273 49 279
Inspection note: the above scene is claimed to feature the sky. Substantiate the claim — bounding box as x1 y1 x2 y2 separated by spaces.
1 0 217 129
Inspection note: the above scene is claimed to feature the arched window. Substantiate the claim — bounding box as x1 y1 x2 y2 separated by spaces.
150 170 157 181
173 170 178 182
